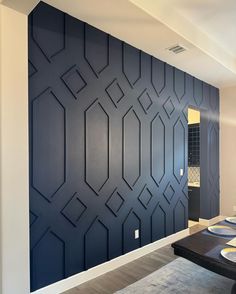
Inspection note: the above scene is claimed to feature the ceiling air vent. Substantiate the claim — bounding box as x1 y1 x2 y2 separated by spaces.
167 44 187 54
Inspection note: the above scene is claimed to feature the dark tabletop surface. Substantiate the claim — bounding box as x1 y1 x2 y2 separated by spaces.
172 220 236 280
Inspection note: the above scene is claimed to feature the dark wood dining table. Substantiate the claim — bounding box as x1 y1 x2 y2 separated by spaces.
172 221 236 293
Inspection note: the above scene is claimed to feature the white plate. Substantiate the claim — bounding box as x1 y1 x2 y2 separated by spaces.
225 217 236 225
208 225 236 237
221 248 236 263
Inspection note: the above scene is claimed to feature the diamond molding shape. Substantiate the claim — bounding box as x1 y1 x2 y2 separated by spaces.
138 185 153 209
61 65 87 99
61 193 87 227
163 97 175 118
138 89 153 114
105 79 125 108
32 88 66 202
106 188 125 217
163 182 175 204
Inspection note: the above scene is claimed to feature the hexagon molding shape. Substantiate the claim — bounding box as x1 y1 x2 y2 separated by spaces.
173 117 186 184
122 107 141 189
151 113 165 187
84 24 109 77
31 3 66 61
122 42 141 88
31 88 66 202
85 99 109 195
84 217 109 269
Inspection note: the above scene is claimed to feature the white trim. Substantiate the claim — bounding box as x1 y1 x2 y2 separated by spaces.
0 5 29 294
32 228 189 294
199 215 225 226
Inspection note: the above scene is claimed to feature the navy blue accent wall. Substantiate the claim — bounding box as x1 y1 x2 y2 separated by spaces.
29 2 219 291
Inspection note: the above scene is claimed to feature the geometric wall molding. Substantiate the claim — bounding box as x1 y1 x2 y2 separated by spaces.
61 65 87 100
31 88 66 202
31 3 65 61
137 88 153 114
84 24 109 77
138 184 153 209
106 188 125 217
193 78 203 106
151 203 166 241
151 113 165 187
174 68 185 102
122 42 141 88
122 210 141 254
173 117 185 184
122 107 141 189
163 96 175 118
84 217 109 269
151 57 166 95
29 2 219 291
85 99 109 195
105 78 125 108
61 192 87 227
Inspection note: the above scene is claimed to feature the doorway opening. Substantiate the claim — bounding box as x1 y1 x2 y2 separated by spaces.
188 108 200 228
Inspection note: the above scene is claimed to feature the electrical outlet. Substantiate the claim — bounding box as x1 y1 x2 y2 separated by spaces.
135 229 139 239
180 168 184 176
233 206 236 212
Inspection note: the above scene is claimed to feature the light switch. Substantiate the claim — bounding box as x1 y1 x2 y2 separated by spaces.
135 229 139 239
180 168 184 176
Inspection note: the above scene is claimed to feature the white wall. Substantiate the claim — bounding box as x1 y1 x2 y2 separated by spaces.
0 5 29 294
220 86 236 216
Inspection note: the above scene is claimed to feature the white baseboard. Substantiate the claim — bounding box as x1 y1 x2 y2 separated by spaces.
32 228 189 294
199 215 225 226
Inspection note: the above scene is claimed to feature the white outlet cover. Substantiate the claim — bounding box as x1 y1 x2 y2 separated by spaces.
135 229 139 239
180 168 184 176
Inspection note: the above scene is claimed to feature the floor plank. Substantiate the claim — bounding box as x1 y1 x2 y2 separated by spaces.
63 224 206 294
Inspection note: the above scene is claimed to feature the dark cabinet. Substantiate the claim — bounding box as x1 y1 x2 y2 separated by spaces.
188 187 200 221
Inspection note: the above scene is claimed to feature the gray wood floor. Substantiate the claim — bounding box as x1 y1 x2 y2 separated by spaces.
64 224 205 294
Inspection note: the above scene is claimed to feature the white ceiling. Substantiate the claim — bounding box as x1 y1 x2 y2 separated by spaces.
172 0 236 57
2 0 236 88
129 0 236 88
